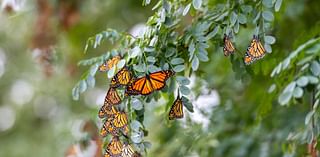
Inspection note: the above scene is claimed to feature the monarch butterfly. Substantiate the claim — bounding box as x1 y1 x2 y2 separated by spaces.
113 111 128 128
223 34 235 56
111 67 133 88
122 143 135 157
246 35 266 59
125 70 175 95
244 52 255 65
100 118 119 137
105 87 121 105
98 104 118 119
168 92 184 120
106 136 123 157
99 56 121 72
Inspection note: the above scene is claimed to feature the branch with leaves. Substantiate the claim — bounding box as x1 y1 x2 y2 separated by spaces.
72 0 281 156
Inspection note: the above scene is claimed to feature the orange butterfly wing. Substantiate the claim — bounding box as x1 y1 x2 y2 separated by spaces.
223 34 235 56
105 87 121 105
111 67 132 88
113 111 128 128
106 136 123 156
100 118 119 137
169 95 184 120
246 35 266 59
244 53 255 65
126 70 174 95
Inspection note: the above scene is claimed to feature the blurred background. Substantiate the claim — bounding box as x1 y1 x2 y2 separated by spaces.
0 0 320 157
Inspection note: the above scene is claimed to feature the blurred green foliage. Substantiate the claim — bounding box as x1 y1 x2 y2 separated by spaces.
0 0 320 157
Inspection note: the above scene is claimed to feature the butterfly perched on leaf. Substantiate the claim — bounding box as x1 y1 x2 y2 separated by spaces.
125 70 175 95
99 56 121 72
122 143 135 157
111 67 133 88
105 136 123 157
105 87 121 105
223 34 235 56
244 35 266 65
113 111 128 128
98 103 118 119
100 118 119 137
169 91 184 120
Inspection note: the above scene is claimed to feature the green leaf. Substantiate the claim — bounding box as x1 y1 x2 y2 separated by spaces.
129 46 141 58
284 82 296 93
134 64 146 73
262 0 273 8
94 34 103 48
170 58 185 65
282 58 291 70
191 56 199 71
310 61 320 76
72 86 80 100
176 76 190 85
253 12 261 24
230 11 238 26
307 75 319 84
314 99 319 110
234 21 240 33
147 56 156 63
132 98 143 110
181 96 194 112
89 64 99 76
241 5 253 14
163 63 169 70
183 3 191 16
205 26 219 39
264 44 272 53
297 56 313 66
130 120 143 131
192 0 202 10
131 131 143 143
79 80 87 93
293 87 303 98
148 65 160 73
264 35 276 44
165 47 176 57
296 76 309 87
86 76 95 88
305 110 315 125
238 14 247 24
180 85 191 95
108 66 116 78
197 50 209 62
275 0 282 12
262 11 274 22
278 92 292 106
143 141 152 149
173 65 185 72
188 41 195 61
117 59 126 69
268 84 276 93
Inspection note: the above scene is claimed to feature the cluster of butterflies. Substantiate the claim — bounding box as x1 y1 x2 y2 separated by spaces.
223 34 266 65
98 56 185 156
